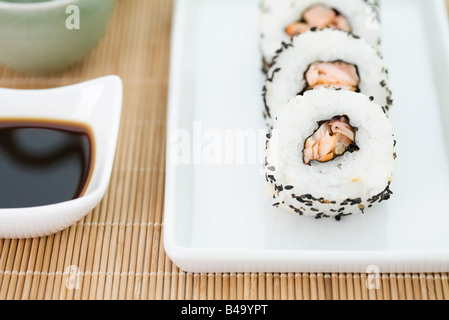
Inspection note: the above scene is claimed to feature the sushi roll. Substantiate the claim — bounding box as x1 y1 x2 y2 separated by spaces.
260 0 381 71
263 28 392 126
265 88 395 220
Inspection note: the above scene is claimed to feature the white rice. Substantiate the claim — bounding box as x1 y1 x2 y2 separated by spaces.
265 88 395 219
260 0 381 67
263 28 391 126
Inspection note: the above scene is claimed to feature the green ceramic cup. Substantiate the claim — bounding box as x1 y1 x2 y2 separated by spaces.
0 0 115 75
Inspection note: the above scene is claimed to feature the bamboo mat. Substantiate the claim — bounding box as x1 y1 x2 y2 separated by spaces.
0 0 448 300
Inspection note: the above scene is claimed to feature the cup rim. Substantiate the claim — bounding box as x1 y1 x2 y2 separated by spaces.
0 0 81 11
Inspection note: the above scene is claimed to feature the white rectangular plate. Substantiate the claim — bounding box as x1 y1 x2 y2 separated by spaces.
165 0 449 273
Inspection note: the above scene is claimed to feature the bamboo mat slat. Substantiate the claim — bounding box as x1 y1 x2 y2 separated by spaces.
0 0 448 300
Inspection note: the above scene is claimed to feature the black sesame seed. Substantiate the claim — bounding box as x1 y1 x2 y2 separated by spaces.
266 68 281 82
281 42 292 49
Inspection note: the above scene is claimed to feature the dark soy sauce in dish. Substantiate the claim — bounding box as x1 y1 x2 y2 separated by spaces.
0 119 94 208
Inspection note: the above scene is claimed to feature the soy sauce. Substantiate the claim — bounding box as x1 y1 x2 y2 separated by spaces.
0 120 94 208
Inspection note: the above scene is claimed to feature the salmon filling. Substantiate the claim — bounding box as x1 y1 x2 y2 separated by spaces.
303 116 358 165
285 4 351 37
304 61 360 92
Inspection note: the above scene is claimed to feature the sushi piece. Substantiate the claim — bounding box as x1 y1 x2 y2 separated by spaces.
260 0 381 71
265 88 395 220
263 28 392 126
